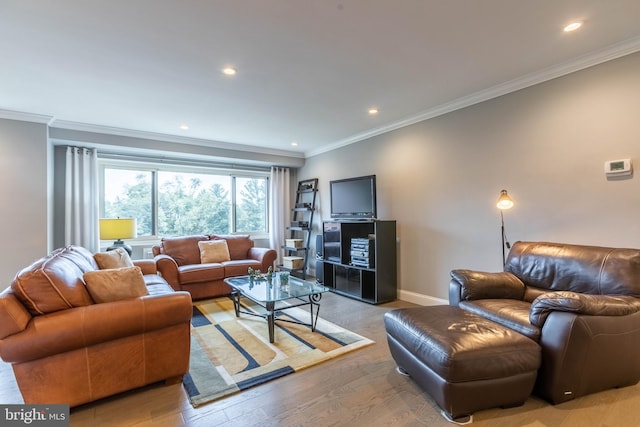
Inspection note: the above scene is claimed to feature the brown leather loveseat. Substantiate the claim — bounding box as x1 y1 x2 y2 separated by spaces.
0 246 192 407
152 234 277 300
386 241 640 421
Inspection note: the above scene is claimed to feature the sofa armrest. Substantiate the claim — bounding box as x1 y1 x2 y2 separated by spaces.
0 291 192 363
154 254 180 290
133 259 157 275
536 309 640 403
449 269 525 306
0 289 31 340
248 247 277 272
530 291 640 327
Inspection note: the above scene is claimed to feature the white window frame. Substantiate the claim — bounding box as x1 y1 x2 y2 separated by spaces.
98 157 270 243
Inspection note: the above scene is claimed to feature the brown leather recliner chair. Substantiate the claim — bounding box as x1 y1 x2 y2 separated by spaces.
449 241 640 403
0 246 192 407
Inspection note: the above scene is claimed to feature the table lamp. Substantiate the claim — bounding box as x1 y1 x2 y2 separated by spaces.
99 218 137 255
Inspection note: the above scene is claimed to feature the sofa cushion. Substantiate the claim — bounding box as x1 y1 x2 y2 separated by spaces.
145 279 179 296
523 286 550 303
198 240 231 263
210 234 251 260
450 270 525 301
222 259 262 277
84 266 149 303
160 235 209 266
459 299 541 341
56 245 99 273
94 248 134 270
178 263 226 285
505 241 640 297
11 246 95 316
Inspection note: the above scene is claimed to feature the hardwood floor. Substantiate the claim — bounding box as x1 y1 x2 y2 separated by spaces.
2 293 640 426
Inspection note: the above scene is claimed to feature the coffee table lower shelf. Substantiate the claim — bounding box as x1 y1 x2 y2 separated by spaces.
225 275 330 343
230 291 324 343
231 291 322 342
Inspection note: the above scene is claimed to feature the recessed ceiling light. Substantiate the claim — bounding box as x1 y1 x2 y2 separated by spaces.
564 21 583 32
179 124 189 130
291 141 298 147
222 66 237 76
368 107 379 115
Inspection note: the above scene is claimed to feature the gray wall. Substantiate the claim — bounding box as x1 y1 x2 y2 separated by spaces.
0 119 50 287
299 51 640 304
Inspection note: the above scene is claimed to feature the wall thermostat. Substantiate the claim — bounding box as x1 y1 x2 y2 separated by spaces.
604 159 632 177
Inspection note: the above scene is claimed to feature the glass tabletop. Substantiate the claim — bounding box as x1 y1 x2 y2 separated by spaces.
225 275 329 303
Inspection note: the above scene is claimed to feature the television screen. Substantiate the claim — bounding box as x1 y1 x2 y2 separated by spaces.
330 175 377 219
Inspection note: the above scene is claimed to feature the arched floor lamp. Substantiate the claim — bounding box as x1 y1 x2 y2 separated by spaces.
496 190 514 266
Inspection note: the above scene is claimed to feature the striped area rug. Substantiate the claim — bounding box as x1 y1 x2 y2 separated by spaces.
183 296 375 407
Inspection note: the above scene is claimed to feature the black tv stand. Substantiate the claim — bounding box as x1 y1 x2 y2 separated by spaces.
321 220 396 304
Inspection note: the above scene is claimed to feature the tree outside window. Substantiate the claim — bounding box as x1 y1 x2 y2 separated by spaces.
157 171 231 236
236 177 267 233
104 169 153 235
102 165 268 237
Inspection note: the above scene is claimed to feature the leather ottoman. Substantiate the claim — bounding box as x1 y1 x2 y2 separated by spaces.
384 305 540 423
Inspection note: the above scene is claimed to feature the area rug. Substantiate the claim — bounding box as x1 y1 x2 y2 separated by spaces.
182 296 375 407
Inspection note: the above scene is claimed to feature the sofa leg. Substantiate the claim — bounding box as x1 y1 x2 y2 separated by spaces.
440 410 473 425
164 375 183 386
396 366 410 377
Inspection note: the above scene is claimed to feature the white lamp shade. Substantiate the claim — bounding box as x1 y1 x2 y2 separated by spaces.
496 190 514 210
99 218 137 240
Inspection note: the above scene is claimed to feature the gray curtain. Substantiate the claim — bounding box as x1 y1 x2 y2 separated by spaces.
65 146 100 252
269 167 290 266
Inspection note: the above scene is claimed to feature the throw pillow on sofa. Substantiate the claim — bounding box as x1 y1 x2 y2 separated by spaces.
94 248 134 269
209 234 251 260
198 240 231 263
83 266 149 303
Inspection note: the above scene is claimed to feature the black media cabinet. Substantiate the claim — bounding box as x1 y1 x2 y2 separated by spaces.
321 220 397 304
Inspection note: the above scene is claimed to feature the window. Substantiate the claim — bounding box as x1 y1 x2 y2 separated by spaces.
100 160 269 238
103 168 153 235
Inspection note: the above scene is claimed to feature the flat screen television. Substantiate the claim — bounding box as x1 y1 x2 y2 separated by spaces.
330 175 377 220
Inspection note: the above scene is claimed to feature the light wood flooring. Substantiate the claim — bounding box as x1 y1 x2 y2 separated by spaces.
2 293 640 426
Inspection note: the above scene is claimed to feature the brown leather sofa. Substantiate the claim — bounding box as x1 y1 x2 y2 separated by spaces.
152 234 277 300
386 241 640 421
0 246 192 407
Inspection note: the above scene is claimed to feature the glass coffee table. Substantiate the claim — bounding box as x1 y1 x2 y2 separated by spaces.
225 275 330 343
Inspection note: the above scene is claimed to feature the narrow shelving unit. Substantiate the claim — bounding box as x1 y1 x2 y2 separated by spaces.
280 178 318 279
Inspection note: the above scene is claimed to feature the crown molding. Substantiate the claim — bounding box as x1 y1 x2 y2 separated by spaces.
0 111 303 159
0 109 53 124
306 36 640 158
49 120 305 159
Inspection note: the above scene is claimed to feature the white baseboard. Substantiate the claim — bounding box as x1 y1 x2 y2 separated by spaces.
398 289 448 306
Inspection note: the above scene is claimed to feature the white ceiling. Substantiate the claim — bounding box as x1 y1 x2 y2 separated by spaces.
2 1 640 157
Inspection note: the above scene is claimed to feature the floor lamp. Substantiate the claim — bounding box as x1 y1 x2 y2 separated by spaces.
496 190 514 266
